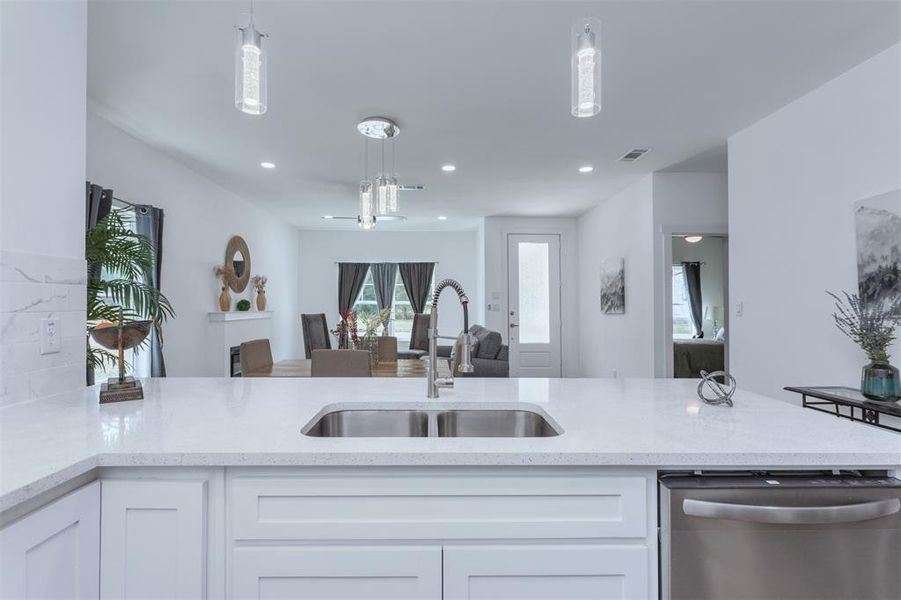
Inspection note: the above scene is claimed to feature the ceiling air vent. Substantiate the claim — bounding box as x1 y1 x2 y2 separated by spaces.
617 148 651 163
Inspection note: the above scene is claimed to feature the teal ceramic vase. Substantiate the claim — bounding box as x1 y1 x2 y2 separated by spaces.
861 362 900 402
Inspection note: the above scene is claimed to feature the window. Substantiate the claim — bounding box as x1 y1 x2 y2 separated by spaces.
90 205 151 383
352 269 432 339
672 265 694 339
353 272 380 323
392 277 432 337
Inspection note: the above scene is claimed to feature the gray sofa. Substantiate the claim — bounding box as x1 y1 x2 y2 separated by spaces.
439 325 509 378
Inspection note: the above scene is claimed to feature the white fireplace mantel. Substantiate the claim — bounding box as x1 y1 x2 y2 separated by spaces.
206 312 275 376
208 311 273 322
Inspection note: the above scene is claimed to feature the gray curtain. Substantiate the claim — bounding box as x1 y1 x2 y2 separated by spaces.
135 205 167 377
85 182 113 386
398 262 435 314
338 263 370 314
682 261 704 338
371 263 398 313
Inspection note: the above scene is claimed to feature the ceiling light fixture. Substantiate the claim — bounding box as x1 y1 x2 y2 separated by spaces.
260 161 275 169
685 235 704 243
578 165 593 173
235 2 268 115
437 216 448 221
441 164 456 172
359 117 401 217
322 215 334 219
571 18 601 118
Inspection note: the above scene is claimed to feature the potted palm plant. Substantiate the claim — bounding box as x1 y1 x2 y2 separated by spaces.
828 290 901 401
86 210 175 386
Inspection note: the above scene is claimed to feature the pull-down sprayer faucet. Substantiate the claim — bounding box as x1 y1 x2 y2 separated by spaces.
427 279 474 398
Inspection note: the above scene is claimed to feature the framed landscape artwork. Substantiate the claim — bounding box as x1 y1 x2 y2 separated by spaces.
600 258 625 314
855 189 901 306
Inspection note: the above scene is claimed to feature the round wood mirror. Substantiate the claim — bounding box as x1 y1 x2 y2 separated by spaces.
225 235 251 293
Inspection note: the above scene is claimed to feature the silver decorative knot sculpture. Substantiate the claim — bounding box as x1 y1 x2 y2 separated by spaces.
697 370 737 407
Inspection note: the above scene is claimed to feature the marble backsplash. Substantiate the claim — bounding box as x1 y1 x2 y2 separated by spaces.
0 250 87 407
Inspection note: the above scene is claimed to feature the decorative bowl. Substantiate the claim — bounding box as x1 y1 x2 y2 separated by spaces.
88 320 152 351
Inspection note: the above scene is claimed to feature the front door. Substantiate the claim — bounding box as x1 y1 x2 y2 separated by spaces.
507 234 561 377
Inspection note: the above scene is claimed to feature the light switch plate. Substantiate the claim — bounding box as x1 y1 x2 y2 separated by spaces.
40 318 61 354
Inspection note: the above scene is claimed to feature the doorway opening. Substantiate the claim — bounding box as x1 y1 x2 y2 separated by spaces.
668 234 728 378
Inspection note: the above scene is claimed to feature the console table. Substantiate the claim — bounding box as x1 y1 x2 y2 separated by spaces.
785 386 901 433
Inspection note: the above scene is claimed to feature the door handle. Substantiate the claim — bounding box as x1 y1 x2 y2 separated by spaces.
683 497 900 525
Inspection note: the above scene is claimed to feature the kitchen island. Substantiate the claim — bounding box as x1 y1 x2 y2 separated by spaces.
1 377 899 599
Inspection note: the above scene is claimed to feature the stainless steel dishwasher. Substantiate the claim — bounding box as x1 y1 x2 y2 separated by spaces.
659 472 901 600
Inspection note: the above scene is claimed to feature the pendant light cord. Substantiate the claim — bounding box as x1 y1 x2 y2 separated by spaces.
363 136 368 181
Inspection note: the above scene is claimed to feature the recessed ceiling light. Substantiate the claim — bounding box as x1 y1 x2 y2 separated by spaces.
322 215 334 219
578 165 593 173
437 216 448 221
684 235 703 243
260 161 276 169
441 164 456 172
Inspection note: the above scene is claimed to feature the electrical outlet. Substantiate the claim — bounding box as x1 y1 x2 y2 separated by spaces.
40 318 60 355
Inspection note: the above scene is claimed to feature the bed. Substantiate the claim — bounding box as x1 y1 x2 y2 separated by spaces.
673 339 724 378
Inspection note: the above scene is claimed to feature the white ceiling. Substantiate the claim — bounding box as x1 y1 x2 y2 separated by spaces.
87 0 901 231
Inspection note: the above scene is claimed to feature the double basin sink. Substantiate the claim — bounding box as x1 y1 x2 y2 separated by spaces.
303 404 562 438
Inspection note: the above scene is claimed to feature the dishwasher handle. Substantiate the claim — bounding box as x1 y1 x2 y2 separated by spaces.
683 497 901 525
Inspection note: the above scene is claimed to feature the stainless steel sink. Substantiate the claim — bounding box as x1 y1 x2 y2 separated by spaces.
302 405 562 438
437 409 561 437
303 409 429 437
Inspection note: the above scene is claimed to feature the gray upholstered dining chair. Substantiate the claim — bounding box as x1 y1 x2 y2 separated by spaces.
310 350 372 377
398 313 430 360
301 313 332 359
240 339 273 375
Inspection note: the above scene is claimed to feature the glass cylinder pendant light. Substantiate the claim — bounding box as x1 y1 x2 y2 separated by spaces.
387 174 399 213
387 141 399 213
358 180 375 230
374 139 389 215
375 175 389 215
571 18 601 118
235 7 267 116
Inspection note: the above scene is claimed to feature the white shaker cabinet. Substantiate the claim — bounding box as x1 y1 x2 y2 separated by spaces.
0 481 100 600
100 479 207 599
231 545 442 600
443 544 649 600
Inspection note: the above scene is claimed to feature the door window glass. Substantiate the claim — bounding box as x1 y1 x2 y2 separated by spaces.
517 242 550 343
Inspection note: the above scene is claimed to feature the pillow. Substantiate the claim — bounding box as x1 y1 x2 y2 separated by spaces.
470 325 503 359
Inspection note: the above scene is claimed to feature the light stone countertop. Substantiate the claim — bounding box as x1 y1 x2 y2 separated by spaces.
1 377 899 513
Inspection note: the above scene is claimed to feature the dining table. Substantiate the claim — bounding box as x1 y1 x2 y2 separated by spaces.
243 358 435 378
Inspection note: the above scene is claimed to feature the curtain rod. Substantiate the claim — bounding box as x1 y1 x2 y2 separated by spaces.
334 261 439 264
112 196 137 209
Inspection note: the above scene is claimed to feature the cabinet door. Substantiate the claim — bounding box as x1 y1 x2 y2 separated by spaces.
101 479 206 599
444 544 649 600
232 545 441 600
0 481 100 600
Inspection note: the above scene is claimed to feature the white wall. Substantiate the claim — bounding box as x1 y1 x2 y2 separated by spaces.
483 216 580 377
297 229 480 337
87 114 301 376
672 236 726 339
652 172 728 375
729 42 901 402
0 0 88 406
577 177 655 378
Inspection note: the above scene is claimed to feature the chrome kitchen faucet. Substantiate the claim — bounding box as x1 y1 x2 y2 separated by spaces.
427 279 474 398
